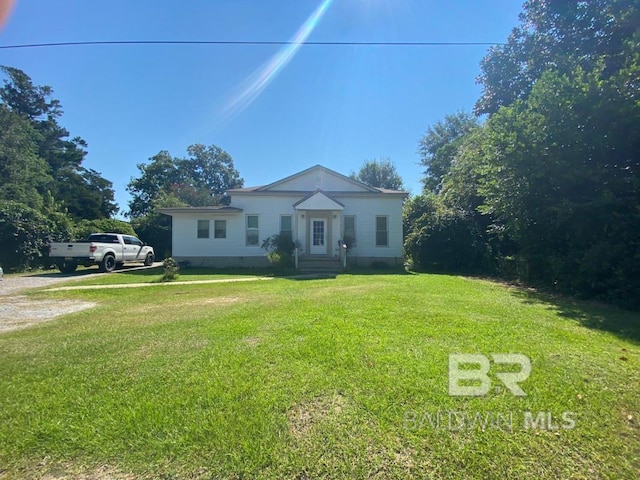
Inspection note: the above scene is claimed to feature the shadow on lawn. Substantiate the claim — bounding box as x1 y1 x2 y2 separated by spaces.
511 288 640 344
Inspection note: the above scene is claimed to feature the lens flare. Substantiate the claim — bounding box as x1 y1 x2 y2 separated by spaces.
219 0 334 124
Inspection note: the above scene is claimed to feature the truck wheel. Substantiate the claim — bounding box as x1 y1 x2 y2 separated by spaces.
100 254 116 273
57 259 77 273
144 252 154 266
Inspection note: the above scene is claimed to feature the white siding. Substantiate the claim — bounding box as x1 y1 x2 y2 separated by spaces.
333 195 404 258
170 192 404 260
173 195 302 258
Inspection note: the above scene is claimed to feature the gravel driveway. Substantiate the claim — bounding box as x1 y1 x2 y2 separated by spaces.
0 272 97 333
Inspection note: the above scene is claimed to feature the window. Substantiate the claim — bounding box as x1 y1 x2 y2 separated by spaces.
280 215 292 240
343 215 356 247
246 215 259 246
197 220 210 239
375 216 388 247
123 236 143 246
214 220 226 239
88 234 119 243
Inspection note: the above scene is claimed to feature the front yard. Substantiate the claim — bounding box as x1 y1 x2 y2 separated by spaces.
0 273 638 479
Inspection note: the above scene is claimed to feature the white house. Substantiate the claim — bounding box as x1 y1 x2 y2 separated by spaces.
159 165 407 271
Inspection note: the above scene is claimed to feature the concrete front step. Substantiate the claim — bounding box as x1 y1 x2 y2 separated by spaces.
298 258 343 273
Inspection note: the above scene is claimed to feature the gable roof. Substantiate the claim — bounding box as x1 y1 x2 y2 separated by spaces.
227 165 406 195
293 190 345 210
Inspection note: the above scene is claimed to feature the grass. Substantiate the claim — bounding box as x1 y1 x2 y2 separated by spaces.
0 273 638 479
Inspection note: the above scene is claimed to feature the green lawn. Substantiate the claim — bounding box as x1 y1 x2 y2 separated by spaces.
0 273 638 479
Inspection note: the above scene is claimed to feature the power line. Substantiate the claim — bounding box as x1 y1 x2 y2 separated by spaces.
0 40 506 50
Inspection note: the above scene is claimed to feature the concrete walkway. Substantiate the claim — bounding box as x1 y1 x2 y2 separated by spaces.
46 276 275 291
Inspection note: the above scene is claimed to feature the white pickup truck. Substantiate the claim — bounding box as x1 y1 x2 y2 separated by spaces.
49 233 155 273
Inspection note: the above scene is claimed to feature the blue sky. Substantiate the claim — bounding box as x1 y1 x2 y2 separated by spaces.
0 0 522 215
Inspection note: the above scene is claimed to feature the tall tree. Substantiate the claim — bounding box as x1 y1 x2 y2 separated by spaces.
350 158 404 190
127 145 244 257
475 0 640 115
127 145 244 218
0 66 117 219
0 104 52 210
419 112 479 193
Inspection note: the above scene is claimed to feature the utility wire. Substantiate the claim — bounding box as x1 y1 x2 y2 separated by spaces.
0 40 506 50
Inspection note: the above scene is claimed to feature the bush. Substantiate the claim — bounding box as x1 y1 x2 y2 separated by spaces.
162 257 179 282
261 234 296 270
404 207 489 273
0 201 69 271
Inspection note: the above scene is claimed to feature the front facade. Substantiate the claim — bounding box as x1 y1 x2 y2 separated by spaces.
160 165 407 269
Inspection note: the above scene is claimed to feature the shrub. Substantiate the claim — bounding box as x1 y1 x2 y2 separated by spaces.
404 205 489 273
0 201 63 271
162 257 179 282
261 234 296 270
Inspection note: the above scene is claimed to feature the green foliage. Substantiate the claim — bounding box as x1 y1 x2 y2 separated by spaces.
132 211 173 260
419 112 479 193
0 202 59 271
74 219 137 241
349 158 404 190
475 0 640 115
0 66 117 220
161 257 180 282
261 234 296 270
411 1 640 308
0 104 52 210
404 195 490 273
127 144 244 218
0 66 120 269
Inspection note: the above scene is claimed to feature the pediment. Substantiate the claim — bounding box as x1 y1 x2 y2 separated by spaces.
258 165 377 193
294 191 344 210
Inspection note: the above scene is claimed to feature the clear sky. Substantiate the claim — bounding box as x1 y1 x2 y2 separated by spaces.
0 0 522 215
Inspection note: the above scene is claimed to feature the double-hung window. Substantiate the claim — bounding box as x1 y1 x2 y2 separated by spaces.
246 215 259 246
197 220 210 239
214 220 226 239
375 216 388 247
343 215 356 248
280 215 292 240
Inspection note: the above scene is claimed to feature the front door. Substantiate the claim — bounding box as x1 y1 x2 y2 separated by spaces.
310 218 327 255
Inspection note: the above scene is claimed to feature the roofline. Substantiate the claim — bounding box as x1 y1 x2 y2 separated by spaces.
158 206 243 216
227 189 407 197
248 164 381 193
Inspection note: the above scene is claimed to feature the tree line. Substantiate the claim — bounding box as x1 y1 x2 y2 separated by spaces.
0 65 244 269
405 0 640 308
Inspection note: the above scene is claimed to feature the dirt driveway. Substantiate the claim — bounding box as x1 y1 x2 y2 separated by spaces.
0 264 159 334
